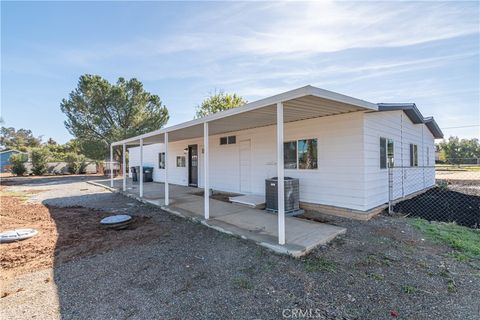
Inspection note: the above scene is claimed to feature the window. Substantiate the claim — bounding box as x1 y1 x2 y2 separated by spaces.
283 138 318 170
380 138 387 169
220 136 236 145
176 156 186 167
410 144 418 167
426 146 430 166
298 139 318 169
227 136 236 144
284 141 297 169
380 137 394 169
158 152 165 169
387 139 394 167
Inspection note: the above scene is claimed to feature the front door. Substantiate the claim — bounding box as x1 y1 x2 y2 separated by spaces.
188 144 198 187
239 140 251 193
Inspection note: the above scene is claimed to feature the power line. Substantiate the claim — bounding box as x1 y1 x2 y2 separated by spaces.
440 124 480 130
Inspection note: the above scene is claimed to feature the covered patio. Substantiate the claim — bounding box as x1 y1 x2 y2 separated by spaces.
91 177 346 256
106 86 377 254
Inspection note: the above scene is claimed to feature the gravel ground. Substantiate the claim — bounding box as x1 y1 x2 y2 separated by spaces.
1 176 479 320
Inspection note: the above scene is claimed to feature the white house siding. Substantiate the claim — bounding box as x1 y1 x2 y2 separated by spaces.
129 111 368 211
363 110 435 209
128 143 166 181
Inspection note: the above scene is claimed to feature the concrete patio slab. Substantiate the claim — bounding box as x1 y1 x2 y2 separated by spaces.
89 178 346 257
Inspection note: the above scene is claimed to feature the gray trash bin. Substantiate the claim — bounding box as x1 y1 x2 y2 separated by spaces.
131 167 138 182
143 167 153 182
132 166 153 182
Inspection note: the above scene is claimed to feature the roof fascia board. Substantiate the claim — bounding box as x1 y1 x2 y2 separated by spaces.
377 103 443 138
308 86 377 110
424 117 444 139
0 149 25 154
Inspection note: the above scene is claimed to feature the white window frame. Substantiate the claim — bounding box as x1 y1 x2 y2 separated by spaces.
380 137 394 169
158 152 165 169
220 135 236 145
410 143 419 167
176 156 186 167
284 137 318 171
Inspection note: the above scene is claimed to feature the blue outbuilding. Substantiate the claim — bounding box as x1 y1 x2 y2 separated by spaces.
0 149 28 172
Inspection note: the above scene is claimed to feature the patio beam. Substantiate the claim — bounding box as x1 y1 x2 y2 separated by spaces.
204 122 209 219
139 138 144 198
110 144 113 188
122 143 126 191
277 102 285 245
164 132 169 206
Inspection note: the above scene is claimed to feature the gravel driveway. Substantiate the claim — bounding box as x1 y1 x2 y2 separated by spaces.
1 176 479 319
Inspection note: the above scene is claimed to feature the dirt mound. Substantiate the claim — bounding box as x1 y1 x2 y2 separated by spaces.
0 190 163 284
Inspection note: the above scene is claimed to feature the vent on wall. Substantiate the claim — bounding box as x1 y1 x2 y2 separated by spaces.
220 136 236 145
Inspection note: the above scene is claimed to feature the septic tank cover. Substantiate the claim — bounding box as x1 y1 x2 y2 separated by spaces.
0 229 38 243
100 215 132 225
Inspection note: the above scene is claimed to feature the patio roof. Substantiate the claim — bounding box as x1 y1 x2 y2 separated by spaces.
112 85 378 146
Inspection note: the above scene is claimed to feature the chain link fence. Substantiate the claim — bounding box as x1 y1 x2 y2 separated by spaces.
388 164 480 229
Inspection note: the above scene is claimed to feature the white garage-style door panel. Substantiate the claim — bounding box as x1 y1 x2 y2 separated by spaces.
239 139 252 193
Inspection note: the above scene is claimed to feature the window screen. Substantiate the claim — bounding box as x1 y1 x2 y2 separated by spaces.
410 144 418 167
220 137 228 145
227 136 236 144
298 139 318 169
380 138 394 169
283 141 297 169
158 152 165 169
176 156 186 167
380 137 387 169
387 139 394 167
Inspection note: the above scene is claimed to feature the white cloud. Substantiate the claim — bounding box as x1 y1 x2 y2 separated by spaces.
234 1 479 55
44 1 479 67
138 1 478 57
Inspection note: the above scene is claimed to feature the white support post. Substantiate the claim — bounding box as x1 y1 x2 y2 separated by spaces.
277 102 285 245
110 144 114 188
204 122 209 219
139 138 144 198
164 132 169 206
122 143 126 191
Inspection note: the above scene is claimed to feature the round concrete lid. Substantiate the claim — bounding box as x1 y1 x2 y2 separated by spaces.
0 228 38 243
100 215 132 225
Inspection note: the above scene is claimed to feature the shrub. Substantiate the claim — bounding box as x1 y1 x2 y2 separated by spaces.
65 153 80 174
31 148 50 175
65 153 86 174
78 155 87 173
10 154 27 176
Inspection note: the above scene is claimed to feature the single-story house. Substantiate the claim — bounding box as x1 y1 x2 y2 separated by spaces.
110 85 443 245
0 149 27 172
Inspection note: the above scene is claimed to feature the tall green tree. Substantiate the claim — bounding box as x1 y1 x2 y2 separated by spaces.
60 75 169 160
437 136 480 164
195 91 247 118
0 127 42 151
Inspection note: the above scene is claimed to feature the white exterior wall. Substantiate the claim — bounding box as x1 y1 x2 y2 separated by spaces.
128 110 435 212
363 110 435 209
129 112 367 210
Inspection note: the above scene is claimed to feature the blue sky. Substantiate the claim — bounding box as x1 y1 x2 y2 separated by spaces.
1 1 479 143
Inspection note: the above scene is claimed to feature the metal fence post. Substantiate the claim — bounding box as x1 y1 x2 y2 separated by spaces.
388 163 394 214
